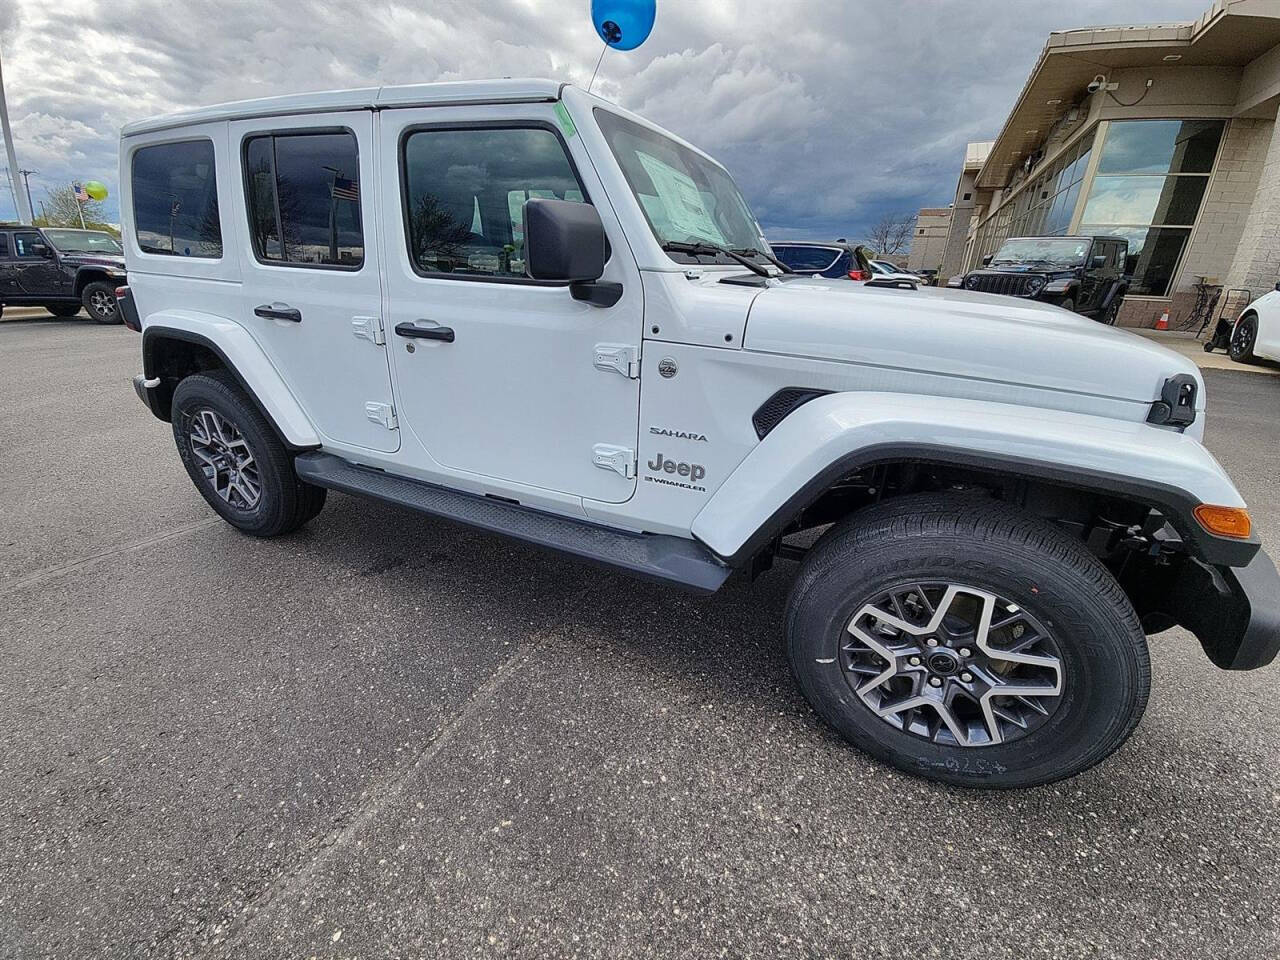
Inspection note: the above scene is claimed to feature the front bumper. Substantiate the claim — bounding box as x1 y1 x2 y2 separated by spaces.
1154 548 1280 670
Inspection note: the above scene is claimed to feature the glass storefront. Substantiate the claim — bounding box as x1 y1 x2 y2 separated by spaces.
967 118 1226 297
1079 119 1224 296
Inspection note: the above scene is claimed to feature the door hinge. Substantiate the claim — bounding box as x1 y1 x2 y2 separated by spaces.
592 443 636 479
593 343 640 379
352 315 386 345
365 401 397 430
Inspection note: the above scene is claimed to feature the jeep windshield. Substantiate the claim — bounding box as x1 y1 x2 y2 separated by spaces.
42 229 122 254
990 238 1089 268
593 107 769 267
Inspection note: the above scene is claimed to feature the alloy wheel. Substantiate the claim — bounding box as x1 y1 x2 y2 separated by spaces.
1231 318 1256 358
188 408 262 509
841 582 1064 747
90 288 117 319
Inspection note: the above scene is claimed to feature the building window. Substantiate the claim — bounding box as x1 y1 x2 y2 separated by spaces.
131 139 222 258
1078 119 1224 297
244 131 364 268
963 192 972 200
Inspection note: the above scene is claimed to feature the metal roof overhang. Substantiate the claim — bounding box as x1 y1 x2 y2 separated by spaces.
977 1 1280 190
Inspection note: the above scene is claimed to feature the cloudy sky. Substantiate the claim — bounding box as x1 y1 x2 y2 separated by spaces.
0 0 1210 241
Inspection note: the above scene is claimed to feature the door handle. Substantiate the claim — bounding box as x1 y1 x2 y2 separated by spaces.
254 303 302 323
395 321 455 342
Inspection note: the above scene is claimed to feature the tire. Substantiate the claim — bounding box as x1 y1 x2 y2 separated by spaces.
1098 294 1122 325
81 280 121 324
1056 296 1076 313
46 303 81 318
785 494 1150 789
1229 314 1258 364
171 371 326 537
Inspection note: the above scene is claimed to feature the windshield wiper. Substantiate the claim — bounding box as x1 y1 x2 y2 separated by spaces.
661 240 771 278
736 247 793 274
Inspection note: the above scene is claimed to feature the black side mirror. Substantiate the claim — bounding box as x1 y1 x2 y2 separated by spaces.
982 255 992 267
525 198 605 282
32 242 52 258
524 198 620 307
1091 254 1107 269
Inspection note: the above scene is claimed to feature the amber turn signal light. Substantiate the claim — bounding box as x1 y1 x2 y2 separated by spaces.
1193 504 1252 539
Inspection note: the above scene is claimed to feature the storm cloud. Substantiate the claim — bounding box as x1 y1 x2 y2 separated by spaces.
0 0 1209 240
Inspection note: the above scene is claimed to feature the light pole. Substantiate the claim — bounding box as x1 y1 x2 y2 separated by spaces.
0 39 33 224
18 168 35 220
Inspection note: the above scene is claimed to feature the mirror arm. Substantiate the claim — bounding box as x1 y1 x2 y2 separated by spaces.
570 280 623 307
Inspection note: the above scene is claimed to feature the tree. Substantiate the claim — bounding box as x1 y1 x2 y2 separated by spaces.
863 212 918 258
34 183 112 232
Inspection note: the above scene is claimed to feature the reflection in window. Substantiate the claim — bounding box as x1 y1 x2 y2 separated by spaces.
772 245 841 272
244 131 363 267
401 126 586 279
132 140 222 258
1078 119 1223 296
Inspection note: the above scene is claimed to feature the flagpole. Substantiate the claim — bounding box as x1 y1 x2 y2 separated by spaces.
0 38 34 224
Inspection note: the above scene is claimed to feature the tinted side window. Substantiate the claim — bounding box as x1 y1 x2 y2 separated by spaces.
0 234 9 257
13 232 41 258
401 126 586 279
244 131 363 268
773 245 840 272
132 140 222 258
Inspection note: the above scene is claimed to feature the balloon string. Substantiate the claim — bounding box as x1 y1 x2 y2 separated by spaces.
588 43 608 94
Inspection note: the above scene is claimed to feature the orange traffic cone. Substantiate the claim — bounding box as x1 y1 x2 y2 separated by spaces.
1155 310 1169 331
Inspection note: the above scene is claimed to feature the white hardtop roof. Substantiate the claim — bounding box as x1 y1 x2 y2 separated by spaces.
121 78 566 137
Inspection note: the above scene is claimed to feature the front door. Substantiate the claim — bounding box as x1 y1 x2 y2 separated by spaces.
228 111 397 453
378 106 642 503
12 231 67 298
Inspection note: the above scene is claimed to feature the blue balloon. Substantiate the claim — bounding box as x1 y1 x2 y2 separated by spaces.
591 0 656 51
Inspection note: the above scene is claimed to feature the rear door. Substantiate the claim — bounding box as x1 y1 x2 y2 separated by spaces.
378 104 643 502
228 111 397 453
11 231 65 297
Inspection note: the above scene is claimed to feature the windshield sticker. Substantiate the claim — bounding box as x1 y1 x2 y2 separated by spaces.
636 151 726 244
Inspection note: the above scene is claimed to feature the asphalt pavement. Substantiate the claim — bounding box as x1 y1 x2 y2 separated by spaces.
1 313 1278 959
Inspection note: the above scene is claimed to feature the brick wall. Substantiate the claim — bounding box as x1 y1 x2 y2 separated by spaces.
1224 108 1280 295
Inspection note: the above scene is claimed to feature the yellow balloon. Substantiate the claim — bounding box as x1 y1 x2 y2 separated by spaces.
83 180 108 202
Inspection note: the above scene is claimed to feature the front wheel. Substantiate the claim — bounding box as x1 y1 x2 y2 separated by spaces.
785 494 1150 788
171 372 326 537
1097 295 1122 325
82 281 120 323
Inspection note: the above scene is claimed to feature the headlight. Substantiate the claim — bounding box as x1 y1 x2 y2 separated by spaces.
1024 276 1046 295
964 275 983 290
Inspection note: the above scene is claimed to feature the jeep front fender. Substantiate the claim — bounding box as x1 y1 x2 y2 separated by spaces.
142 312 319 447
691 391 1254 567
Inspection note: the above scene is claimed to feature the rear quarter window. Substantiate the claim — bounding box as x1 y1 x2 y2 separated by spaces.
131 139 223 258
774 245 841 273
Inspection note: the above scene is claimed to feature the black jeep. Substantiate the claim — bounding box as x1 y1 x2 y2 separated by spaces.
0 225 126 323
949 235 1128 324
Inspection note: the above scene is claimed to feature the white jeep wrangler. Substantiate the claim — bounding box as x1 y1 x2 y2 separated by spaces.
119 80 1279 788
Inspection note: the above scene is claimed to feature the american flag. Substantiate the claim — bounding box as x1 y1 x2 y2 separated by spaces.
332 177 359 202
73 182 89 203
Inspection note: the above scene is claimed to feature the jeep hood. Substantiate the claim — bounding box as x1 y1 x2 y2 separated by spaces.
743 278 1200 409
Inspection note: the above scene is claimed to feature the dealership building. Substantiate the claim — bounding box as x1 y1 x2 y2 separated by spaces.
917 0 1280 327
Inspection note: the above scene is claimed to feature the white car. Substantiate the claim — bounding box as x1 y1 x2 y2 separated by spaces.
118 78 1278 789
870 259 922 283
1229 283 1280 363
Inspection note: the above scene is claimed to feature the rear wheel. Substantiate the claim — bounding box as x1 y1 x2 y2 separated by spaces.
1229 314 1258 363
46 303 81 318
82 281 120 323
1098 294 1122 325
785 494 1150 788
171 371 326 537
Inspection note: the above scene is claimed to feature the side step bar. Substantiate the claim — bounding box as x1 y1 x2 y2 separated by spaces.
294 452 732 593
